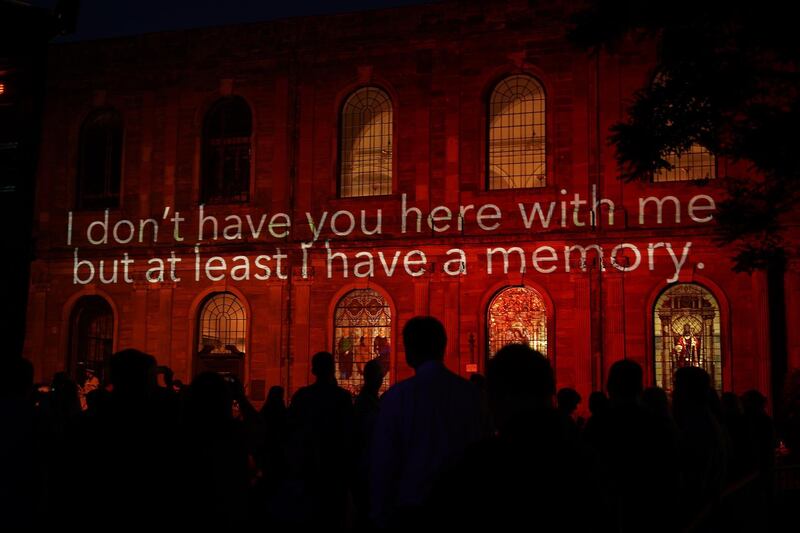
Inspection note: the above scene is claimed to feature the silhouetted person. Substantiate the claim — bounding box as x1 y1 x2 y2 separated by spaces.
741 390 776 492
353 358 386 530
782 369 800 464
62 349 179 528
226 374 264 462
672 366 729 528
0 357 41 532
470 372 492 434
154 365 180 416
717 391 772 533
557 387 581 417
40 372 81 439
583 390 609 436
589 390 608 414
584 360 680 533
354 360 384 455
179 371 249 527
258 385 289 490
263 385 287 412
557 386 582 435
428 344 591 530
642 386 671 419
720 392 757 482
469 372 485 386
370 316 482 529
287 351 354 529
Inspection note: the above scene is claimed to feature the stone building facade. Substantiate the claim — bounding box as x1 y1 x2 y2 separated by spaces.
23 0 800 406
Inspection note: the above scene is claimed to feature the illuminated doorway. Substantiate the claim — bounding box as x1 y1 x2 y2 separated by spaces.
68 295 114 384
654 283 722 393
196 292 247 379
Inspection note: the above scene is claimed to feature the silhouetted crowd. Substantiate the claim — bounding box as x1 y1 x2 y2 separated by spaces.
3 315 800 532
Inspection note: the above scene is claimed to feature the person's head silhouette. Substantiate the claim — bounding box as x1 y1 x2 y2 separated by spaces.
362 358 385 393
606 359 643 404
741 389 767 415
402 316 447 369
588 391 609 416
486 344 553 431
672 366 715 424
266 385 285 407
187 371 233 423
108 349 158 400
557 387 581 416
673 366 711 407
720 391 742 417
311 351 336 384
642 386 670 418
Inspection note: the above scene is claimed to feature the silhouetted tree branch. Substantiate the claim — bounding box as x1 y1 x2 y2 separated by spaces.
572 0 800 270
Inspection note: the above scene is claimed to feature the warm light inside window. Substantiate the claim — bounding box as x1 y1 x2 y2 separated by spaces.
198 292 247 355
333 288 392 394
488 75 547 189
0 82 5 95
654 283 722 392
487 286 548 358
340 87 393 198
654 143 716 182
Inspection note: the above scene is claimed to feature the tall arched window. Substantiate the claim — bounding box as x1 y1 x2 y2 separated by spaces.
202 96 252 204
339 87 393 198
487 286 548 358
69 295 114 384
488 75 546 190
654 143 716 182
333 288 391 394
654 283 722 392
196 292 247 377
77 109 122 209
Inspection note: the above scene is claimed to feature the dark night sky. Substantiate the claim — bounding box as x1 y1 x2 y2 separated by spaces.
27 0 436 41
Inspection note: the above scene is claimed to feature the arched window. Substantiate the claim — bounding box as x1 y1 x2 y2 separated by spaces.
69 295 114 384
333 288 391 394
654 143 716 182
77 109 122 209
202 96 252 204
488 75 546 190
487 286 548 358
196 292 247 377
339 87 393 198
654 283 722 392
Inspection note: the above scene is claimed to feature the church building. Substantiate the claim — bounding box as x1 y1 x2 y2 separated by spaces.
23 0 800 407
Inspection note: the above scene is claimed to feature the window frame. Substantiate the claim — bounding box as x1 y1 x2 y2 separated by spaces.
652 143 718 183
331 286 393 395
485 74 548 191
76 108 124 210
337 86 396 199
200 96 254 205
67 295 115 382
651 282 726 393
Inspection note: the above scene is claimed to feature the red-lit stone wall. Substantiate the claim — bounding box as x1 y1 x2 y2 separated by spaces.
23 0 800 410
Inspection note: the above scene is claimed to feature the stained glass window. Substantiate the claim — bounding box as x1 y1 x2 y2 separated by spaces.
488 75 546 190
202 96 252 204
487 286 548 358
197 292 247 355
339 87 393 198
69 295 114 384
77 109 122 209
654 283 722 393
333 288 391 394
653 144 716 182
